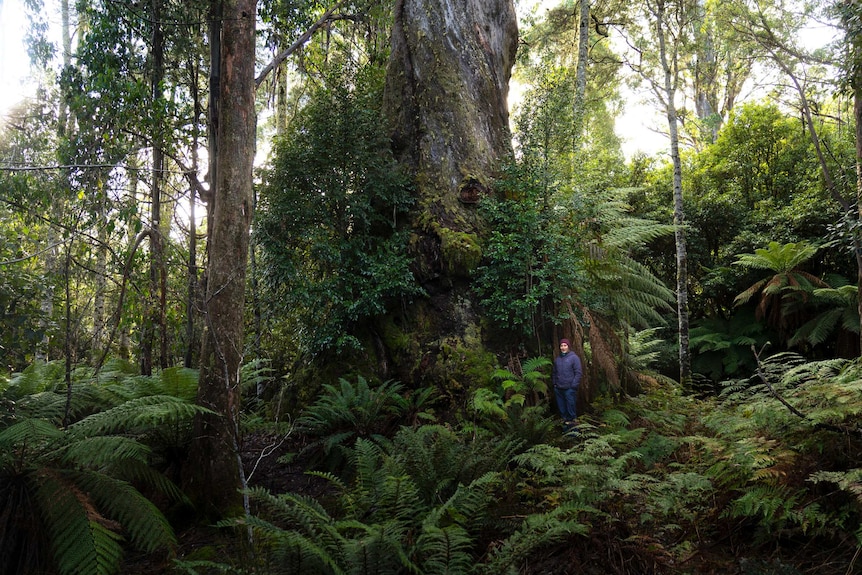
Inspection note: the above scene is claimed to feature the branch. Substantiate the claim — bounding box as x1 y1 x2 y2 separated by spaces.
751 344 807 419
751 345 862 439
0 239 71 265
254 1 347 88
93 228 156 373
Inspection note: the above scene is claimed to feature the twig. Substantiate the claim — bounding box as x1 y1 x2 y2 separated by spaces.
750 345 862 440
751 344 807 419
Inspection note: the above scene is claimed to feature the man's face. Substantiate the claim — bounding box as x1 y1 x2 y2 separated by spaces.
560 342 569 353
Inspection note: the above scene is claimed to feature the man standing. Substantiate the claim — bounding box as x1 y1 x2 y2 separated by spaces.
552 338 582 433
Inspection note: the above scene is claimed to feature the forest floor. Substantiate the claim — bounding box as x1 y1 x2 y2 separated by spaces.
125 430 860 575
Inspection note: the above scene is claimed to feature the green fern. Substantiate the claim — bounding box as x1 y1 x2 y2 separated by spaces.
297 376 408 471
415 524 475 575
478 502 589 575
812 467 862 496
36 471 126 575
0 361 204 575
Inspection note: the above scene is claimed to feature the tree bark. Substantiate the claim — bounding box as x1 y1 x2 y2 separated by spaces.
572 0 589 158
382 0 517 387
855 85 862 356
654 0 691 385
183 0 256 519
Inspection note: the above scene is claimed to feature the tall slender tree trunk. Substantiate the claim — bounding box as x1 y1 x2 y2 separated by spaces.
692 0 719 142
850 5 862 356
39 0 75 362
142 0 168 375
382 0 518 388
572 0 589 159
184 0 256 519
185 54 202 368
93 181 107 362
654 0 691 385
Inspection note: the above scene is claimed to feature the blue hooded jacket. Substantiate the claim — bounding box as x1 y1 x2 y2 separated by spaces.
553 351 582 390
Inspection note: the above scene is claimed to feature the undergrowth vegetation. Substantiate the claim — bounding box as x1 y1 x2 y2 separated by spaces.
3 354 862 574
0 360 204 575
219 356 861 575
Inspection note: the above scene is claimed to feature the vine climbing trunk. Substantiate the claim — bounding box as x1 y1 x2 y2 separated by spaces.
183 0 256 519
382 0 518 388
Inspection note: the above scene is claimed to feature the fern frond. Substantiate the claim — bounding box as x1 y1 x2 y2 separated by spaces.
339 519 415 574
471 388 507 420
35 471 124 575
67 395 211 438
808 469 862 505
478 503 588 575
13 391 67 423
151 367 200 401
734 278 768 305
521 356 551 375
114 459 188 505
244 488 349 574
0 417 63 447
61 436 151 469
6 361 66 398
73 470 175 553
415 524 475 575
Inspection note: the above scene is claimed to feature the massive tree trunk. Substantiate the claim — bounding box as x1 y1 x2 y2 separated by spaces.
183 0 256 519
382 0 518 387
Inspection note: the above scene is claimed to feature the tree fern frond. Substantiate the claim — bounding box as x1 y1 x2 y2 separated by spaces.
13 391 68 423
0 417 63 447
114 459 188 505
6 361 66 399
61 436 151 469
790 308 842 347
67 395 211 438
602 220 676 250
35 471 124 575
73 470 175 553
149 367 200 401
734 278 768 305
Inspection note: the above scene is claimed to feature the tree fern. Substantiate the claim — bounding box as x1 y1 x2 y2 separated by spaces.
733 241 827 343
0 362 204 574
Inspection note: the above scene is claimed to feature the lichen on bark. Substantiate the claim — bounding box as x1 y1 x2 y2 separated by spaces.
382 0 518 390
